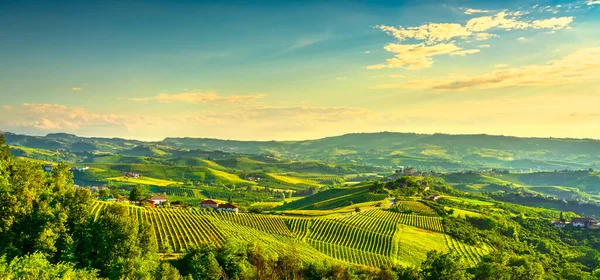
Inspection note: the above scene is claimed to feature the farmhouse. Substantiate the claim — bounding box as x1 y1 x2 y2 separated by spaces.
553 221 567 228
572 217 597 228
42 164 53 172
146 195 168 206
200 199 219 209
216 203 239 213
428 194 441 201
124 172 141 178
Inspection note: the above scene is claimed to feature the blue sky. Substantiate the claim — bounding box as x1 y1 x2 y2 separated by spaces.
1 0 599 140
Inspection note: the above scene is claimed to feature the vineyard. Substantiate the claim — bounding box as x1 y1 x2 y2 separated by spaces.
278 186 388 211
91 202 492 267
158 187 203 198
393 200 437 215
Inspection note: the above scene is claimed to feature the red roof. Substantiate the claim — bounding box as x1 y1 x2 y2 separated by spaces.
200 200 219 205
217 203 238 209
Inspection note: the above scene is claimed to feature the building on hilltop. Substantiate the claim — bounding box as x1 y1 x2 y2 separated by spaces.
216 203 239 213
200 199 219 209
42 164 53 172
553 221 567 228
572 217 597 228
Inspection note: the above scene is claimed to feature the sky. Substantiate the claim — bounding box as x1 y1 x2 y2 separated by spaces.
1 0 599 141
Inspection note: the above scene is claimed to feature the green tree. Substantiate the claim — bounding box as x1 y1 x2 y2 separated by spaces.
129 185 145 202
99 188 110 198
156 262 183 280
180 244 222 280
420 251 470 280
110 185 120 199
0 252 100 279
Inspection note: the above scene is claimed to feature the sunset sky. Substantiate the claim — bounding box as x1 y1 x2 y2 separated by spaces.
1 0 599 141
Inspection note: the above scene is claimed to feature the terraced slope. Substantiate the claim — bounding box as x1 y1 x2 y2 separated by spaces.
91 202 491 267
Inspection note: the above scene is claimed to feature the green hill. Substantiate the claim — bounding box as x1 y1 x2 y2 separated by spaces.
277 185 388 211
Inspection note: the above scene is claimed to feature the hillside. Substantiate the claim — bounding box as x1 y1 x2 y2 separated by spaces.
4 131 600 172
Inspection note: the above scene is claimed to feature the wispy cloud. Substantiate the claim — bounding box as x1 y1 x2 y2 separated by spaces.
464 8 492 15
372 47 600 90
494 64 509 68
589 0 600 5
128 92 266 104
281 34 328 53
71 87 82 91
517 37 527 42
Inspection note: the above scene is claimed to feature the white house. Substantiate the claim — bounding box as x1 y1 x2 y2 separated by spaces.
216 203 239 213
200 199 219 209
147 195 168 205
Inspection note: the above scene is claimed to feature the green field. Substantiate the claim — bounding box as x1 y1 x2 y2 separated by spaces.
91 202 490 267
107 176 182 187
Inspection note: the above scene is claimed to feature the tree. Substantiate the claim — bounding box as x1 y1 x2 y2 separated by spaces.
110 185 120 199
0 252 100 279
0 135 11 164
129 185 144 203
180 244 223 280
81 204 159 278
420 251 470 280
156 262 183 280
99 188 110 198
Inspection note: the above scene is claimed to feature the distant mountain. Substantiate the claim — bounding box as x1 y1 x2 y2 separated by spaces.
3 131 600 171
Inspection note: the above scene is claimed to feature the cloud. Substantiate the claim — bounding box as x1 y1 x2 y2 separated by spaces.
517 37 527 42
0 104 154 132
367 42 480 70
530 17 574 30
494 63 509 68
478 44 491 48
371 10 574 70
128 92 266 104
336 77 347 80
372 47 600 90
376 23 472 45
282 35 328 53
364 51 371 54
589 0 600 5
388 74 406 78
71 87 82 91
465 8 492 15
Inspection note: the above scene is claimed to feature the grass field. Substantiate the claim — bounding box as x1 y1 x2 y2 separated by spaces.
444 196 495 206
266 173 321 187
107 176 182 187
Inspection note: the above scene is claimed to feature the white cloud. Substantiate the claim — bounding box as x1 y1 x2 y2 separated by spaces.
128 92 266 104
530 17 574 30
376 23 472 45
478 44 491 48
465 8 492 15
589 0 600 5
336 77 347 80
371 10 574 70
366 42 480 70
517 36 527 42
71 87 82 91
494 63 509 68
372 47 600 90
364 50 371 54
